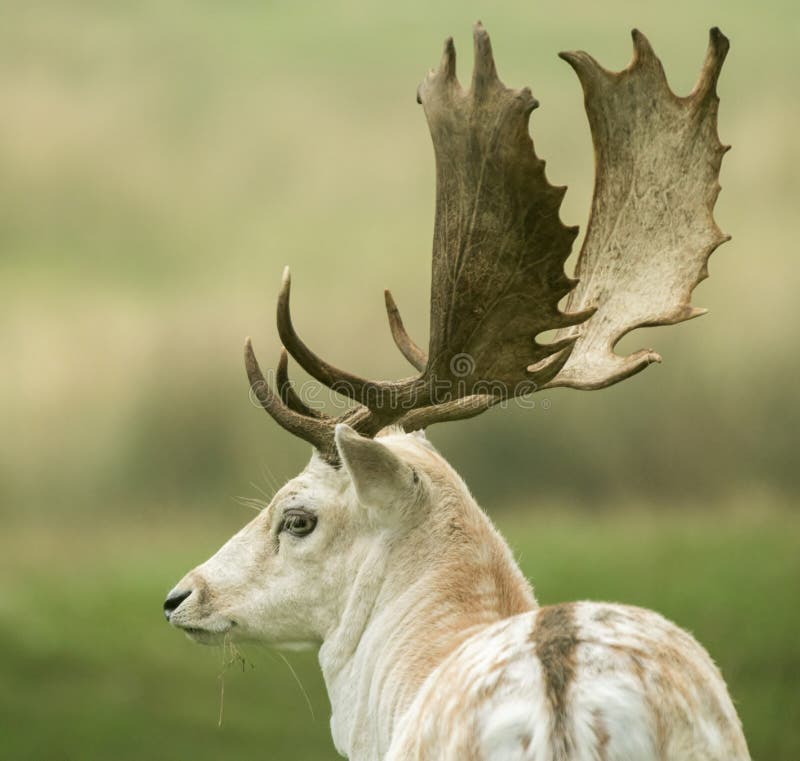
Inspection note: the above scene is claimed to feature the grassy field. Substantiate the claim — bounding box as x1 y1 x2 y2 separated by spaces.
1 502 798 760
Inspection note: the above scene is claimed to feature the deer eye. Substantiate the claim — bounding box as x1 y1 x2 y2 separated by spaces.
281 509 317 538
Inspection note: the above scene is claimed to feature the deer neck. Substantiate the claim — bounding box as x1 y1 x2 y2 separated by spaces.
318 500 536 760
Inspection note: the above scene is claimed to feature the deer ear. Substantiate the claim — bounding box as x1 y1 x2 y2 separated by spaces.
334 424 419 513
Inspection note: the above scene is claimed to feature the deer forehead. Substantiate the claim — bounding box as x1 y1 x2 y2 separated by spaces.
261 432 471 537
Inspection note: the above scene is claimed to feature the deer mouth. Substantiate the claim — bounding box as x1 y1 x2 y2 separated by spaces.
177 623 233 645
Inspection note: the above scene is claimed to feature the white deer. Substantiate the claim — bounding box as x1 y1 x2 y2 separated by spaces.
165 24 750 761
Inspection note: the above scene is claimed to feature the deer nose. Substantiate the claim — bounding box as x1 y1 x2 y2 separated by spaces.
163 589 192 620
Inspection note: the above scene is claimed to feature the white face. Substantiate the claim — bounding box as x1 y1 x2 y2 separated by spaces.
164 426 435 647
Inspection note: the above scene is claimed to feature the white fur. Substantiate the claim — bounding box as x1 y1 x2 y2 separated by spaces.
167 427 750 760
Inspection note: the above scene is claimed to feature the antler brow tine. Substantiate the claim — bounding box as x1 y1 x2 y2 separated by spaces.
244 338 334 456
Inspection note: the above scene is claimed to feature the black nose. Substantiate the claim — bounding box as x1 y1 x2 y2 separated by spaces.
163 589 192 620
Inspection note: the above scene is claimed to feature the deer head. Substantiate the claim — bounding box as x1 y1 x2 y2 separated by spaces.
165 21 729 657
164 425 533 650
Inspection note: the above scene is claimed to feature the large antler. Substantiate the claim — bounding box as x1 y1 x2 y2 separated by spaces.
416 26 592 400
245 23 730 463
549 28 731 389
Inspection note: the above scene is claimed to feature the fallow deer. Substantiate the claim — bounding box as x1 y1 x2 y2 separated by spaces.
164 24 750 761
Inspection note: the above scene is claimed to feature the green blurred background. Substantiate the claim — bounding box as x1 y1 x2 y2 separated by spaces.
2 1 798 759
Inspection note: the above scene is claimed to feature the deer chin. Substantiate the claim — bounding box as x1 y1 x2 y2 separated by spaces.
180 626 231 646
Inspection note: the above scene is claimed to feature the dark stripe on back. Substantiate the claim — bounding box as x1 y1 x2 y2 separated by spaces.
532 603 579 760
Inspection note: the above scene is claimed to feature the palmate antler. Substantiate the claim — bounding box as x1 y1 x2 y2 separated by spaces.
245 23 730 463
550 28 731 389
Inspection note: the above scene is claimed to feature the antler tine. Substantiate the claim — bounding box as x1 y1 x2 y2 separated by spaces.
557 49 612 88
384 290 427 372
276 347 328 419
630 29 660 67
439 36 457 82
472 21 500 95
417 35 459 105
398 394 500 433
244 338 335 457
692 27 730 103
276 267 414 409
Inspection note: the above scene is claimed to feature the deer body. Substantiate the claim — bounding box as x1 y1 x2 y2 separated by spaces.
167 429 749 761
164 23 749 760
388 601 749 761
